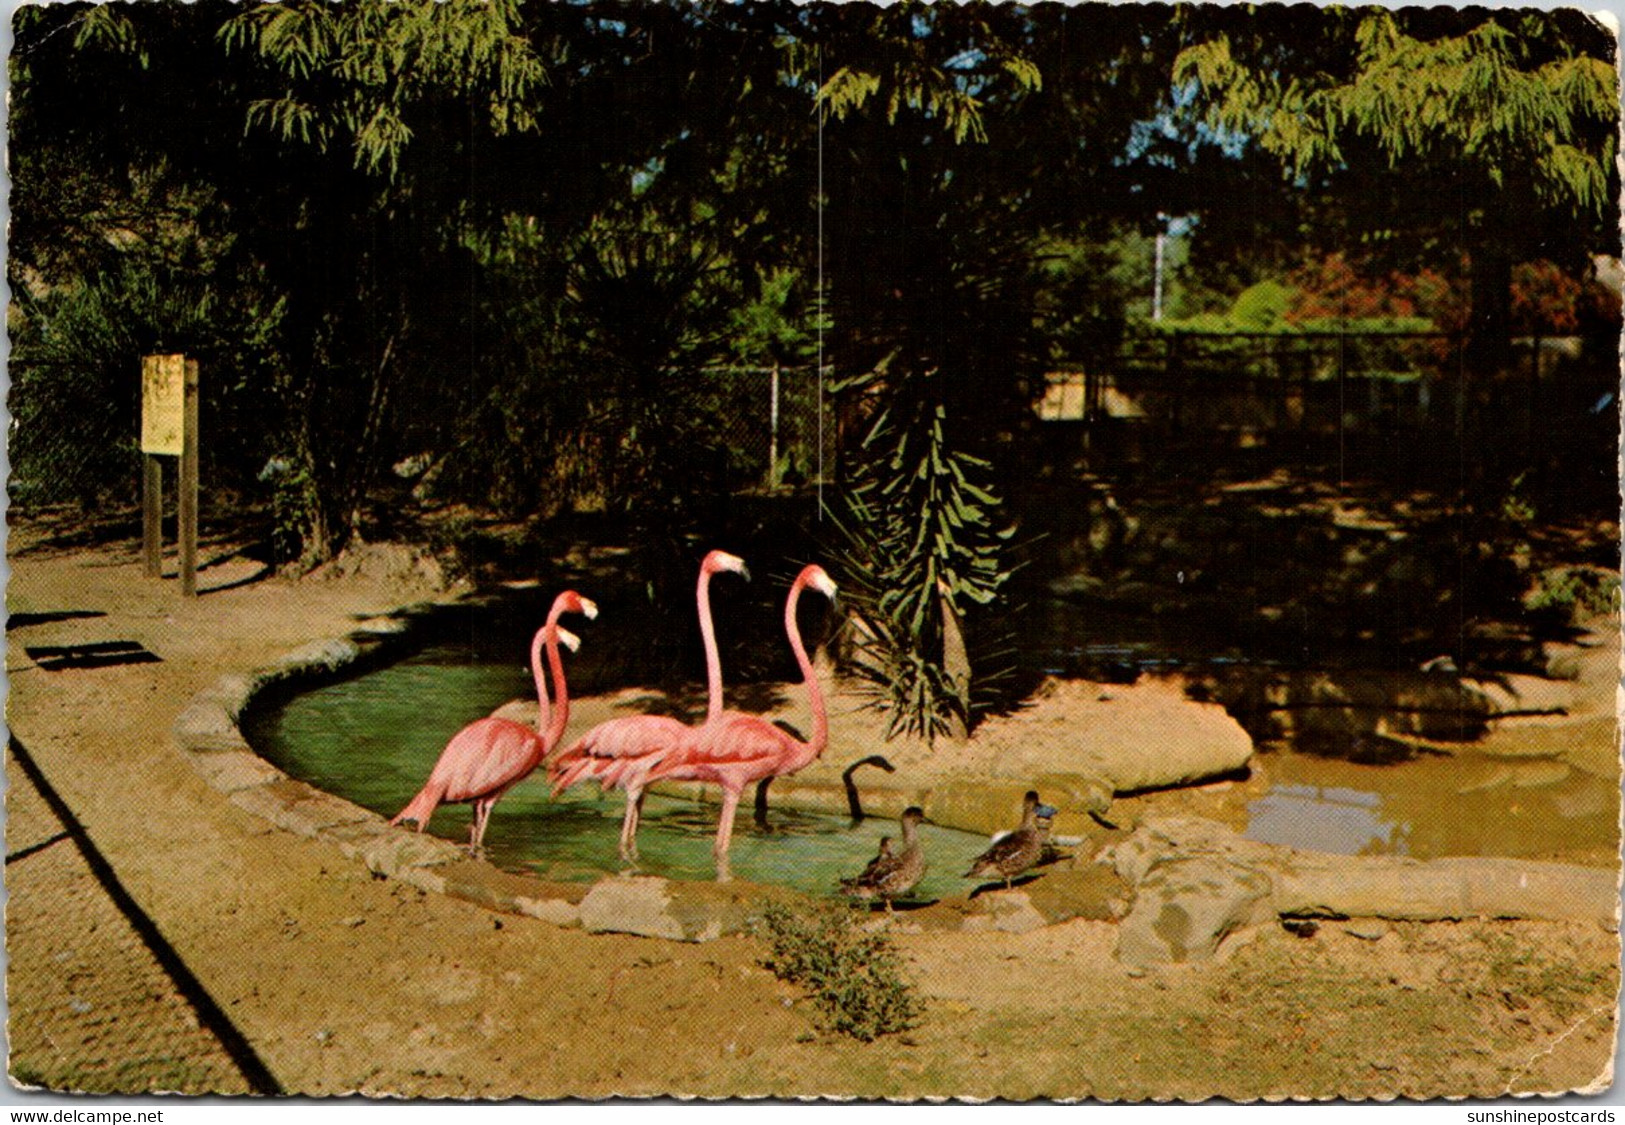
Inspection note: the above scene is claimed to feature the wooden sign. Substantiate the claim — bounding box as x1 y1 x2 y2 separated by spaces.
140 354 200 596
141 353 186 455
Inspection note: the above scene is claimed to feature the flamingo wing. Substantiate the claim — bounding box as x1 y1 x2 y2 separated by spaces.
642 715 797 792
549 714 689 794
428 718 547 804
680 713 794 765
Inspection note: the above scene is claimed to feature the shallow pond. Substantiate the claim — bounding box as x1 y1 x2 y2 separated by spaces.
244 644 994 897
1244 745 1618 862
244 611 1618 878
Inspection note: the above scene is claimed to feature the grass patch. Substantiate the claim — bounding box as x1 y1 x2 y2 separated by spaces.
755 901 923 1042
1477 930 1615 1021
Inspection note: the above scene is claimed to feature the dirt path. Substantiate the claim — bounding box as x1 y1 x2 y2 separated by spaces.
5 526 1617 1099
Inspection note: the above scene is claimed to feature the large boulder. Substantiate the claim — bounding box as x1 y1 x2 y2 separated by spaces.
1102 815 1620 964
1116 855 1274 966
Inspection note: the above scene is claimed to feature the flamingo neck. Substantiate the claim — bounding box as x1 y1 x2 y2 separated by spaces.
542 626 569 750
784 578 828 757
699 566 723 723
528 626 552 736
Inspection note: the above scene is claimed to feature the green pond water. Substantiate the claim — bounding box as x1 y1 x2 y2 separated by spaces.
243 644 995 896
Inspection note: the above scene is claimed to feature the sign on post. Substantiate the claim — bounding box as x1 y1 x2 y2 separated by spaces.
141 354 186 456
140 354 199 596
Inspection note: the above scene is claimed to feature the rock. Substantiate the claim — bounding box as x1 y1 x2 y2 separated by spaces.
438 862 584 928
357 829 465 879
969 891 1048 934
1468 674 1575 718
270 637 362 679
1342 920 1390 941
1116 856 1274 966
577 875 794 943
232 778 379 839
1100 815 1244 886
1020 864 1132 924
189 749 284 793
172 699 251 754
580 877 690 941
1105 815 1618 929
1213 667 1492 743
1276 855 1619 927
1450 857 1619 926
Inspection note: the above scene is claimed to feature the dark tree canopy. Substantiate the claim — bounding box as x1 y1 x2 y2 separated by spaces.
1171 5 1619 362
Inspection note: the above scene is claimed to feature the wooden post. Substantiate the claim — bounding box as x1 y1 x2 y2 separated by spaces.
179 359 200 598
141 354 186 582
142 455 163 578
768 363 781 488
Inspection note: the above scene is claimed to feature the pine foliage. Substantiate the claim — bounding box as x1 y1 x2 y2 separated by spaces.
221 0 545 178
1173 9 1617 218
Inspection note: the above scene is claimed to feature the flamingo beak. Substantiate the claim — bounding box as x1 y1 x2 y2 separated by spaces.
555 626 581 653
580 598 599 620
721 552 750 580
813 571 838 601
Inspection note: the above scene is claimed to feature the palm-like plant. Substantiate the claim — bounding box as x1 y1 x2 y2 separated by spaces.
832 366 1015 742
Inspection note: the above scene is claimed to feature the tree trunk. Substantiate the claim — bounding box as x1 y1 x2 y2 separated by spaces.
938 580 971 741
1466 233 1514 375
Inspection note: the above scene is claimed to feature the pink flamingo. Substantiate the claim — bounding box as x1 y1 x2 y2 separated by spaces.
547 550 749 860
391 589 597 851
645 563 838 872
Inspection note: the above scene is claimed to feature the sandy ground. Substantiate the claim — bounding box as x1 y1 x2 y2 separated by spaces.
5 520 1618 1100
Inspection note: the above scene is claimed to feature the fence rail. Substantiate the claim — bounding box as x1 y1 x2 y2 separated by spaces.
699 364 837 493
700 331 1602 493
1041 330 1589 434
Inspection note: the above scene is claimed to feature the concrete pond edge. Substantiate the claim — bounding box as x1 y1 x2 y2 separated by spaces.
170 593 1624 960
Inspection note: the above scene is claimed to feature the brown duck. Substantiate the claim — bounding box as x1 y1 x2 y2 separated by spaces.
840 807 928 910
965 790 1058 889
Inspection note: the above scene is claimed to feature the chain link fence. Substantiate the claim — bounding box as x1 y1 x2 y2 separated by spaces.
697 364 839 493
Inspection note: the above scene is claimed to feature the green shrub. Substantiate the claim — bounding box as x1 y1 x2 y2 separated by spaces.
1525 565 1619 623
755 901 923 1042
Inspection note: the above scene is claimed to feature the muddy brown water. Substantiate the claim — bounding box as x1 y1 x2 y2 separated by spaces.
1245 743 1618 862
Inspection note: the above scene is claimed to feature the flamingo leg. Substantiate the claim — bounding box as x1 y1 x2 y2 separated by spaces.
619 788 646 862
713 786 744 864
470 799 492 853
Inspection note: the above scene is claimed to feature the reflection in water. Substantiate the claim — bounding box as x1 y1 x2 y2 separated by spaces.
1244 746 1619 861
244 646 990 895
1246 783 1406 856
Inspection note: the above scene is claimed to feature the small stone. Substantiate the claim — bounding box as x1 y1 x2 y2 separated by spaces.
1342 920 1390 941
